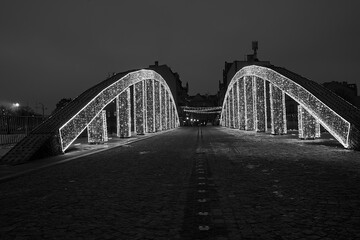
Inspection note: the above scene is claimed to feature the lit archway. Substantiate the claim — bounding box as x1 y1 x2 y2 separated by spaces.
220 65 358 149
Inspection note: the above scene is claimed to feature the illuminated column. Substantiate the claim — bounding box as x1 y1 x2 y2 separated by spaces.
238 77 245 130
143 80 147 133
161 85 166 130
88 110 108 143
226 96 230 127
253 77 267 132
222 105 226 126
298 105 321 139
270 83 287 135
229 88 234 128
146 79 155 133
233 82 239 129
134 81 145 135
173 105 176 128
169 99 173 129
116 88 131 138
244 76 254 130
171 104 175 129
154 80 161 131
166 91 170 130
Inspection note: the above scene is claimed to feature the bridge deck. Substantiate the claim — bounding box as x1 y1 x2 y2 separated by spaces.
1 127 360 239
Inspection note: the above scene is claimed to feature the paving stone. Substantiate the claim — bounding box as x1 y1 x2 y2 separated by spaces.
0 127 360 239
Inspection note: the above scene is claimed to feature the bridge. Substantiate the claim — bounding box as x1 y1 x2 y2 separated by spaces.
1 69 179 165
2 63 360 165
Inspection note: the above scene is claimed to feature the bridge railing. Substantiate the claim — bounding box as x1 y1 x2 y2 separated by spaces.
0 115 46 145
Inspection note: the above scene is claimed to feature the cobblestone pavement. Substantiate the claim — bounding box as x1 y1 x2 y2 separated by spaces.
1 127 360 239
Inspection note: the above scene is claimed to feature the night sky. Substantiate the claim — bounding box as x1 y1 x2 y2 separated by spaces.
1 0 359 114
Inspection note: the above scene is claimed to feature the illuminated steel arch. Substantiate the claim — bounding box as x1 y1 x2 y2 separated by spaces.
220 65 360 149
2 69 179 165
59 69 179 152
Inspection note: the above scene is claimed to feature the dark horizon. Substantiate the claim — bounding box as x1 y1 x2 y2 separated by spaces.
1 0 359 114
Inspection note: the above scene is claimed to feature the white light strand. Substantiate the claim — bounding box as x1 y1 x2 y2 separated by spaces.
88 110 108 143
181 106 222 111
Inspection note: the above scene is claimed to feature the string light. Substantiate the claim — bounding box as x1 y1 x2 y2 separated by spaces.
154 80 161 131
117 88 131 138
182 110 221 114
229 88 234 128
232 82 239 128
88 110 108 143
146 79 155 133
253 76 267 132
298 105 321 139
238 77 246 130
244 76 254 130
269 83 287 134
134 80 145 135
161 84 167 130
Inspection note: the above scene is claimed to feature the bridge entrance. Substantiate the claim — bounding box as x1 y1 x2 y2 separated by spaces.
2 64 360 165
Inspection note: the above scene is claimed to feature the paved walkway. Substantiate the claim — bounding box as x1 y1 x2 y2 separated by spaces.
1 127 360 239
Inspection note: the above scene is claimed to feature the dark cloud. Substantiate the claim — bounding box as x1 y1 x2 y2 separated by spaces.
1 0 359 113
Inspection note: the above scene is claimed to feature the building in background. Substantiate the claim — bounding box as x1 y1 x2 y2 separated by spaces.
323 81 360 108
148 61 189 107
218 41 271 106
218 41 302 130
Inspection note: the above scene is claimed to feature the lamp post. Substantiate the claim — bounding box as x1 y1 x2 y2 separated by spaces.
11 102 20 115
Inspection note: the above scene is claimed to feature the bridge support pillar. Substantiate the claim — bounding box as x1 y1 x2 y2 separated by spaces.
169 99 174 129
238 77 246 130
161 85 167 130
172 104 176 128
146 79 155 133
298 105 321 139
270 84 287 135
155 81 161 131
221 102 226 126
229 88 234 128
233 82 239 129
88 110 108 143
165 91 170 130
253 77 267 132
134 81 145 135
116 88 131 138
244 76 254 130
226 96 230 127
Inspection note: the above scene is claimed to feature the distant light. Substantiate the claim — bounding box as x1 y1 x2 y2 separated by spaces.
13 103 20 108
186 117 189 120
